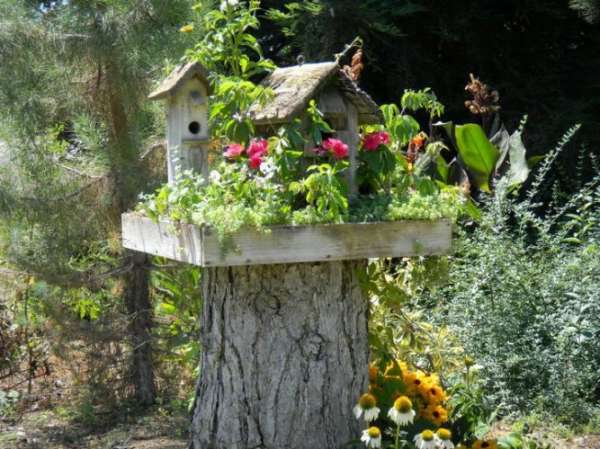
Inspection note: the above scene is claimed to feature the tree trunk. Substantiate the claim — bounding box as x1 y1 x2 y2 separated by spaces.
190 261 369 449
124 251 156 406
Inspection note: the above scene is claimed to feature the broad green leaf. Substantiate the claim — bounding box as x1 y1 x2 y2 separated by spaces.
464 197 482 221
455 124 500 192
436 155 449 182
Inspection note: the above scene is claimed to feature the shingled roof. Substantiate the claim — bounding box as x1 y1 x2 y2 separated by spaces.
149 60 381 124
148 61 211 100
249 61 382 125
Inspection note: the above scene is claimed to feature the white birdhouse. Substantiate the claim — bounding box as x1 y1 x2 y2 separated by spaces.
148 61 211 184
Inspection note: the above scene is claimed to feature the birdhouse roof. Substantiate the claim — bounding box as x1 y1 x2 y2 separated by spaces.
248 61 382 125
148 61 211 100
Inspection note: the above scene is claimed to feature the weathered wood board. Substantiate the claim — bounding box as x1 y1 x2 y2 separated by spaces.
122 213 452 267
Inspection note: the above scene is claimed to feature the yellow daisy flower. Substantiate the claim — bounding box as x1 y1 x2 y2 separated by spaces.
472 440 498 449
421 383 447 405
424 404 448 426
404 370 426 395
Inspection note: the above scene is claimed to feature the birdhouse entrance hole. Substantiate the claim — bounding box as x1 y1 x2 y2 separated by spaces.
188 121 201 135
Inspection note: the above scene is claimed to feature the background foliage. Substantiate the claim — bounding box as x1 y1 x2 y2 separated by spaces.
0 1 599 447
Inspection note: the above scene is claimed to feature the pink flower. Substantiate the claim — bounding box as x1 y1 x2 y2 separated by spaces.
311 146 328 157
377 131 390 145
224 143 245 159
322 138 349 160
248 155 263 170
362 131 390 151
247 138 269 158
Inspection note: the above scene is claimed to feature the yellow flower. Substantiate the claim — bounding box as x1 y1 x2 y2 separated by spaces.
422 371 440 386
404 370 425 395
179 24 194 33
420 383 447 405
424 404 448 426
472 440 498 449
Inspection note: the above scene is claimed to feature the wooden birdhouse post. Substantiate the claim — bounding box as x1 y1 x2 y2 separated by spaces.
123 59 452 449
148 61 211 183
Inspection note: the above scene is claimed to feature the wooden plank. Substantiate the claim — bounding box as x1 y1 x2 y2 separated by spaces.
122 213 204 265
121 213 452 267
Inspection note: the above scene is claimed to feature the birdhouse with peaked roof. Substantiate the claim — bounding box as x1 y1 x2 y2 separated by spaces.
148 61 212 184
248 60 382 195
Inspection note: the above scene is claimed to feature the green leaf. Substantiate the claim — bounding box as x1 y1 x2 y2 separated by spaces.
455 123 500 192
464 197 482 221
436 155 449 182
394 115 420 145
527 155 545 168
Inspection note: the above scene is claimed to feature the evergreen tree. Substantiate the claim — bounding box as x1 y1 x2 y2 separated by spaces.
0 0 195 406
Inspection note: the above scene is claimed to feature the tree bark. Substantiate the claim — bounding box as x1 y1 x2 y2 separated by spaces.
190 261 369 449
124 251 156 406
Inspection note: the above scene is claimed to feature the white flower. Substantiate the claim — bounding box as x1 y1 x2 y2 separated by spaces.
387 396 415 426
220 0 239 11
353 404 380 422
259 158 277 179
208 170 221 184
360 427 382 448
436 429 454 449
387 407 415 426
438 440 455 449
354 393 380 423
414 430 438 449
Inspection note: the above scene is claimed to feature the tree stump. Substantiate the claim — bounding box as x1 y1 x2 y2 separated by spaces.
190 261 369 449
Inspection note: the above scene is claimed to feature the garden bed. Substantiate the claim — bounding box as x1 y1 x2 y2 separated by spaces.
121 213 452 267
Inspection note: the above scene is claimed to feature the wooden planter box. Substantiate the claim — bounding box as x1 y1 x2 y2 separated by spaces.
121 213 452 267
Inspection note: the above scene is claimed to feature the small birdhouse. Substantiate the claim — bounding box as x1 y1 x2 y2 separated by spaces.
148 61 212 183
248 61 382 196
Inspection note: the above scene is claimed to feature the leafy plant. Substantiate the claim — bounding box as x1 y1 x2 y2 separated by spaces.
426 128 600 425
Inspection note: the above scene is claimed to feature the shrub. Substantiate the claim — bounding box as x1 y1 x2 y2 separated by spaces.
429 131 600 424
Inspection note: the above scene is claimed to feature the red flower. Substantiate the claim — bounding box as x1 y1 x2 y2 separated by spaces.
224 143 245 159
247 138 269 158
362 131 390 151
322 138 349 160
248 155 263 170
